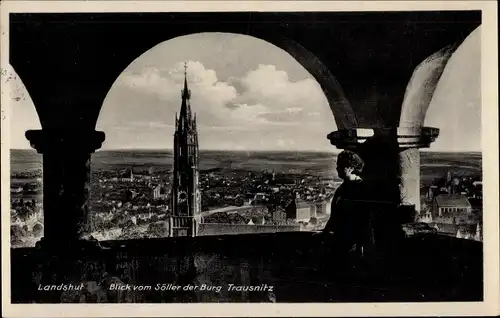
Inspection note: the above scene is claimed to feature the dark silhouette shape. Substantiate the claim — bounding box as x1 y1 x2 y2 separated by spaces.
323 150 374 258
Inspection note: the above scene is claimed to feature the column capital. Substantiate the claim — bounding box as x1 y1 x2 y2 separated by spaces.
327 127 439 150
25 129 106 154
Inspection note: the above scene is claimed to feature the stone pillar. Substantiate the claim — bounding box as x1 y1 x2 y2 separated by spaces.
325 43 456 220
398 148 421 211
328 127 439 219
25 129 105 244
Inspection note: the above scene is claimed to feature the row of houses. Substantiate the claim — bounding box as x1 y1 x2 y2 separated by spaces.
271 196 333 224
419 193 482 241
432 222 482 241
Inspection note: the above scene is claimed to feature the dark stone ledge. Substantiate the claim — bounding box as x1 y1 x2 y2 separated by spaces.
11 232 483 303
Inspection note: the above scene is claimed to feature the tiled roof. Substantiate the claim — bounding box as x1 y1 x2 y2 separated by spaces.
434 194 471 208
432 222 457 234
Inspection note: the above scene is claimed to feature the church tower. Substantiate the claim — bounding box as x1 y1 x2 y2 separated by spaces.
170 63 201 237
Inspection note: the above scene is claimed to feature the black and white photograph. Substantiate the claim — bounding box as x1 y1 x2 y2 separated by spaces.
1 1 498 316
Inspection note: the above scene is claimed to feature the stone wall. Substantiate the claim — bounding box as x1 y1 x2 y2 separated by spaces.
10 232 483 303
198 223 301 236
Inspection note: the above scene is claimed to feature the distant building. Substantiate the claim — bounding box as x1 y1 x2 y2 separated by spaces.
11 187 23 194
456 223 482 241
432 223 457 237
453 213 476 225
270 174 295 186
420 210 433 223
120 168 134 182
439 187 449 194
313 201 328 216
153 184 168 200
250 192 268 205
432 194 472 217
325 194 334 215
295 200 314 222
137 212 153 220
471 182 483 199
472 181 482 187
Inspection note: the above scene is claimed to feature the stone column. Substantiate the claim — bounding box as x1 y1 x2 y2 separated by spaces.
325 43 455 218
328 127 439 219
25 129 105 245
398 148 421 211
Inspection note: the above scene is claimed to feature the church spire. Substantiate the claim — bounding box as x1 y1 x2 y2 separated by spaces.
181 61 191 101
179 61 192 128
171 60 201 237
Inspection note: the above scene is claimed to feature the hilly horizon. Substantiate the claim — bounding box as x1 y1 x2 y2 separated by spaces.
10 148 482 154
10 148 482 184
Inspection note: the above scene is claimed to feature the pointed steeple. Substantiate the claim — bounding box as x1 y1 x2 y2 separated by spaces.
179 62 193 130
181 61 191 101
171 61 201 237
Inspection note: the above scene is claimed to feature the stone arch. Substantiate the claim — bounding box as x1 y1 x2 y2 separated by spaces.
3 64 43 147
96 32 357 133
4 64 45 247
269 36 358 130
423 26 481 152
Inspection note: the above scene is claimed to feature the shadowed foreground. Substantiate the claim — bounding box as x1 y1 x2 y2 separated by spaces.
11 232 482 303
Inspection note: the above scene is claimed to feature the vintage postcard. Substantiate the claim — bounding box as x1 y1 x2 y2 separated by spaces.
1 0 498 317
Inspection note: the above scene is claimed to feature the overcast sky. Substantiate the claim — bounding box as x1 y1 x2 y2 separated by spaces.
9 28 481 152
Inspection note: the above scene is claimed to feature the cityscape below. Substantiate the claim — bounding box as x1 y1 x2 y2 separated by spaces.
10 148 483 248
10 71 483 247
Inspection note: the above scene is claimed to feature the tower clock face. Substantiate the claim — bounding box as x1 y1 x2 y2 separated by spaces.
178 191 188 202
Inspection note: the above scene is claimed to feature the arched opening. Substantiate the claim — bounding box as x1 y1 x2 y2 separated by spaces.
6 64 44 248
425 26 481 153
93 32 347 240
